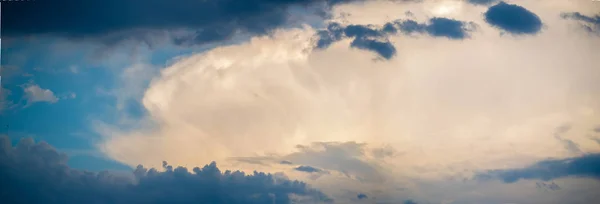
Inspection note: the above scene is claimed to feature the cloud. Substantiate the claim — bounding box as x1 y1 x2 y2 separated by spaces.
295 165 325 173
553 125 582 154
390 17 476 39
466 0 500 6
2 0 357 46
97 1 600 202
561 12 600 34
317 23 397 59
403 200 418 204
0 86 15 113
357 193 368 199
0 136 331 204
100 3 600 173
477 153 600 183
22 82 59 106
484 2 543 35
283 142 387 183
535 181 561 191
315 17 474 59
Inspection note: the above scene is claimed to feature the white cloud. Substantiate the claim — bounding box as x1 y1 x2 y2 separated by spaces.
22 82 59 106
69 65 79 74
97 0 600 203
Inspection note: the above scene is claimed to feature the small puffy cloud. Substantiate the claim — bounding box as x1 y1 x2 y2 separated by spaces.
476 153 600 183
561 12 600 34
535 181 561 191
0 136 331 204
484 2 543 35
295 165 325 173
22 82 59 105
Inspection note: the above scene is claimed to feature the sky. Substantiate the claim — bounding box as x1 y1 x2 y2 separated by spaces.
1 0 600 203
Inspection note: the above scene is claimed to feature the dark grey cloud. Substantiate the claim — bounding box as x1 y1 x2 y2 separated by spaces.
316 23 346 49
404 199 418 204
484 2 543 35
535 181 561 191
357 193 368 199
391 18 476 39
281 160 294 165
476 153 600 183
2 0 358 46
315 17 474 59
561 12 600 34
466 0 500 6
316 23 397 59
295 165 325 173
0 136 331 204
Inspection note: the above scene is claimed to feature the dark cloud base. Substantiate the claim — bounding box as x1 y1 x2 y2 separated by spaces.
477 153 600 183
0 136 331 204
484 2 543 35
1 0 358 46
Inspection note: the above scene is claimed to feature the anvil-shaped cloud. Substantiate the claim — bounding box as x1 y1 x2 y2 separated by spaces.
93 1 600 202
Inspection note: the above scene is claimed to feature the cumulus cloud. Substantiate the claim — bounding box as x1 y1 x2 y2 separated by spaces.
561 12 600 34
0 136 331 204
96 1 600 203
2 0 358 46
476 153 600 183
484 2 543 35
22 82 59 106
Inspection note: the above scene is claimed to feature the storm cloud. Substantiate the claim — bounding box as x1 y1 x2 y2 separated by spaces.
2 0 358 45
0 136 331 204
